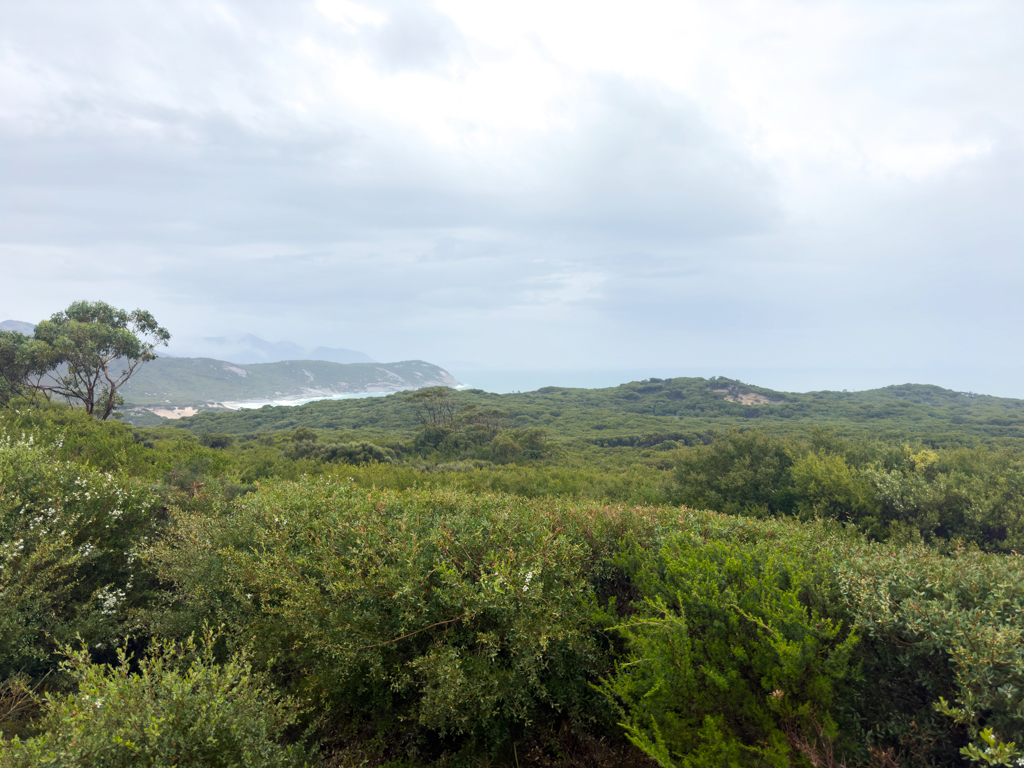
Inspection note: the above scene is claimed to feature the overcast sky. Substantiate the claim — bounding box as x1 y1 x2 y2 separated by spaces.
2 0 1022 394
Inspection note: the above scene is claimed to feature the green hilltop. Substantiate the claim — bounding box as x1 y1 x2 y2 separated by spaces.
171 375 1024 446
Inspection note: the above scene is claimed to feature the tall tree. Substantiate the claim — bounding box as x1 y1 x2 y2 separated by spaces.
29 301 170 419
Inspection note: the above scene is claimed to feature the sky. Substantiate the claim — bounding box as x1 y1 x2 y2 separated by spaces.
2 0 1023 395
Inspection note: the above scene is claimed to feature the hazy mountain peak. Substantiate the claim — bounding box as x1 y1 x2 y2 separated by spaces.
166 335 374 365
0 320 35 334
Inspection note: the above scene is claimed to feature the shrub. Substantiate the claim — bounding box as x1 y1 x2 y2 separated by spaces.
0 436 160 681
152 481 608 756
0 629 310 767
0 401 153 478
836 543 1024 766
599 515 859 768
672 430 797 516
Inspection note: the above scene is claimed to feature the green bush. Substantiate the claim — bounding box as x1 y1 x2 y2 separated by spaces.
0 401 154 478
153 481 607 756
789 450 875 523
292 440 395 465
672 429 797 516
0 629 310 767
836 543 1024 766
599 515 858 767
0 437 160 680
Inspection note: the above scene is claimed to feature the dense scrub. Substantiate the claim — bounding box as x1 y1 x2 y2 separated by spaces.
170 378 1024 445
3 401 1024 766
135 410 1024 553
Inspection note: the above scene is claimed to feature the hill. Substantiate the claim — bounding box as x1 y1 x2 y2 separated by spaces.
169 376 1024 446
0 320 35 334
166 333 374 364
119 357 460 419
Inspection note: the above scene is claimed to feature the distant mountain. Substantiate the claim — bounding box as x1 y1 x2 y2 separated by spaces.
167 334 374 365
0 320 35 334
1 324 371 365
118 356 460 420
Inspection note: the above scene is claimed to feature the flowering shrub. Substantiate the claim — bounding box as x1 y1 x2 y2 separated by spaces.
0 436 159 680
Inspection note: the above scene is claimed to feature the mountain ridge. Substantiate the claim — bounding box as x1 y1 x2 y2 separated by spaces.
0 320 35 334
118 356 460 423
166 333 374 365
2 321 374 365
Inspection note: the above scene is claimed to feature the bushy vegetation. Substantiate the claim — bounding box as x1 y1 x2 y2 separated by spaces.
153 482 608 757
0 432 160 681
602 517 859 768
1 629 310 767
171 378 1024 445
4 388 1024 766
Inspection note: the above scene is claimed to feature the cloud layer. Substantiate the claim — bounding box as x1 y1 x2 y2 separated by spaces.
2 0 1022 393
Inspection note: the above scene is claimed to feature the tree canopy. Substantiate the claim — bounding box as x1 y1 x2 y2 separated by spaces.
0 301 169 419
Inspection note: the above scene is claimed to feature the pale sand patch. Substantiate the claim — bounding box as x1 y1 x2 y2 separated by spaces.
146 406 200 419
711 389 784 405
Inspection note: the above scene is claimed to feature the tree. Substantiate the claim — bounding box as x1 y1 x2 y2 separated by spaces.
0 331 56 405
408 386 458 430
27 301 170 420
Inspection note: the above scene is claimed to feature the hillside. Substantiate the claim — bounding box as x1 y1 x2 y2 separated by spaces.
170 376 1024 446
0 320 35 334
119 357 460 414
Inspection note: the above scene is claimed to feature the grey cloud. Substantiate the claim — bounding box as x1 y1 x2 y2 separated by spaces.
1 2 780 249
523 76 780 239
1 75 778 247
3 1 1024 394
369 3 470 74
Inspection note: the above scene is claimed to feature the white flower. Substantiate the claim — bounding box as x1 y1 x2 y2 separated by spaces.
95 586 126 615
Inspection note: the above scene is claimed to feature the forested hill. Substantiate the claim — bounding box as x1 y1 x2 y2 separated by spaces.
118 357 461 409
172 376 1024 446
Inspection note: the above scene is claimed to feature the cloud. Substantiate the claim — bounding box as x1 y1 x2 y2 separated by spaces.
2 0 1023 394
371 4 469 73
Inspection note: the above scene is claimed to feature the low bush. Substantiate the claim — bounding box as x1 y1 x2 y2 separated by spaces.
599 515 859 768
0 629 311 767
836 543 1024 766
152 481 614 758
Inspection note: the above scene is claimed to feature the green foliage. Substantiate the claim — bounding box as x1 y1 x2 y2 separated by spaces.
0 401 159 478
10 369 1024 766
0 436 160 681
672 429 797 516
29 301 170 420
409 386 458 430
152 481 606 756
954 725 1022 766
0 629 310 767
0 335 54 407
600 516 858 767
289 438 395 465
789 450 875 522
173 377 1024 446
837 543 1024 765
